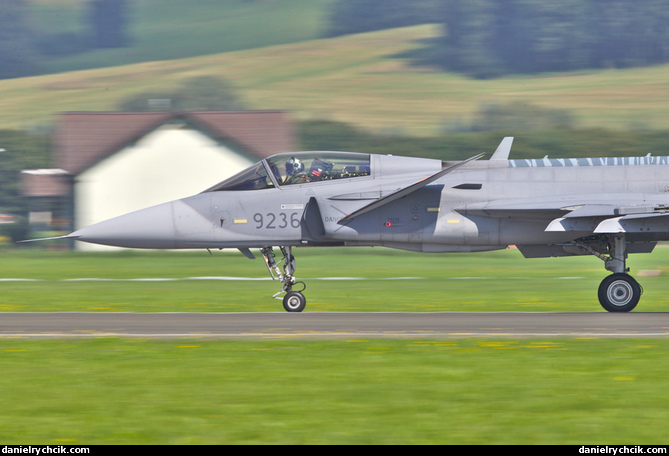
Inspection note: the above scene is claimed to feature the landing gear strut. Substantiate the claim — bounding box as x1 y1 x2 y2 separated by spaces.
573 233 642 312
260 246 307 312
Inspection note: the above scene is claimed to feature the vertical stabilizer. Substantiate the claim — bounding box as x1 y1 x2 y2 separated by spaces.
490 137 514 160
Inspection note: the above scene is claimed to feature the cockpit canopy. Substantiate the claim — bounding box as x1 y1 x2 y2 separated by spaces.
207 152 371 192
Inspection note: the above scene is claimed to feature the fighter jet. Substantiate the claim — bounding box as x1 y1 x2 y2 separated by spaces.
35 137 669 312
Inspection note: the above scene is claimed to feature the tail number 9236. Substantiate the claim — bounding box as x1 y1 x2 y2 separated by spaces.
253 212 301 230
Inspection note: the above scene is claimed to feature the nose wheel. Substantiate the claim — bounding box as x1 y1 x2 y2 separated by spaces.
260 246 307 312
283 291 307 312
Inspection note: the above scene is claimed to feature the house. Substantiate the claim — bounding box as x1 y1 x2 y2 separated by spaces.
22 110 296 249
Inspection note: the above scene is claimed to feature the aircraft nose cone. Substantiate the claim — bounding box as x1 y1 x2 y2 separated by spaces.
72 201 177 249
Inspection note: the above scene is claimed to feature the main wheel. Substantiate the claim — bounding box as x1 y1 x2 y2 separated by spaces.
283 291 306 312
598 273 641 312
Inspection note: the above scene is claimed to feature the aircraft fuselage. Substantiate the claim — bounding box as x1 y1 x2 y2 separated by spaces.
60 146 669 312
72 153 669 252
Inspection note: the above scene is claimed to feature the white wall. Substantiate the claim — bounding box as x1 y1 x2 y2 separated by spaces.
75 125 254 250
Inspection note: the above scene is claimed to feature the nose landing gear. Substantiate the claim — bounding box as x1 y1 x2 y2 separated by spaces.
260 246 307 312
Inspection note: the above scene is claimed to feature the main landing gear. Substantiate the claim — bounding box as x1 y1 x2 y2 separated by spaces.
260 246 307 312
573 233 642 312
598 273 641 313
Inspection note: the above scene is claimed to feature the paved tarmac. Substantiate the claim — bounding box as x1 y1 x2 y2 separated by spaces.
1 312 669 338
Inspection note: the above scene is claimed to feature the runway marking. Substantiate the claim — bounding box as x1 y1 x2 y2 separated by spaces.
0 278 41 282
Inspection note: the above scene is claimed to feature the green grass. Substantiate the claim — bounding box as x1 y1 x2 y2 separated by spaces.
0 337 668 444
2 249 669 444
3 246 669 313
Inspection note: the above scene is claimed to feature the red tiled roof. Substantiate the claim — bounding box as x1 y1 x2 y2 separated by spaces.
53 111 296 175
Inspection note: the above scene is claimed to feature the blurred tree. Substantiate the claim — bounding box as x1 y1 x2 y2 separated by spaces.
298 120 366 151
172 76 247 111
89 0 130 48
0 0 41 79
466 101 574 133
428 0 669 78
298 119 669 162
435 0 502 78
0 130 50 214
117 76 246 111
325 0 438 37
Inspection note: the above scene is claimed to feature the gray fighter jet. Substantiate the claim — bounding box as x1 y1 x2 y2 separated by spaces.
38 138 669 312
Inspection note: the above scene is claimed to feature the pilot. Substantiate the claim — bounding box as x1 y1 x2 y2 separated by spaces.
286 157 304 176
284 157 308 184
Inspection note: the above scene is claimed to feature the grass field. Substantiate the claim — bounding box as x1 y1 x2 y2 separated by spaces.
2 246 669 313
4 24 669 135
1 248 669 444
1 337 669 444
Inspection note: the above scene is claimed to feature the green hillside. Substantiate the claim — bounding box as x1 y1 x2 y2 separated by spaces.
3 24 669 136
28 0 336 74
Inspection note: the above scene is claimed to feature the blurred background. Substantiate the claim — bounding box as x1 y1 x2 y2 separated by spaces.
2 0 669 247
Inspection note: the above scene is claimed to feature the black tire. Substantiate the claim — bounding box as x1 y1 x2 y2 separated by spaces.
598 273 641 312
283 291 306 312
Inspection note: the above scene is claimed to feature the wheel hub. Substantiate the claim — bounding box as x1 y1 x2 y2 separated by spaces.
286 295 302 310
607 280 633 307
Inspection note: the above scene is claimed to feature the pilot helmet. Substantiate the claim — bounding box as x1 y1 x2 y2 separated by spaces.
285 157 304 175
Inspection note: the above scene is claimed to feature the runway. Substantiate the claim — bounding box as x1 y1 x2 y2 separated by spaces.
1 312 669 338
